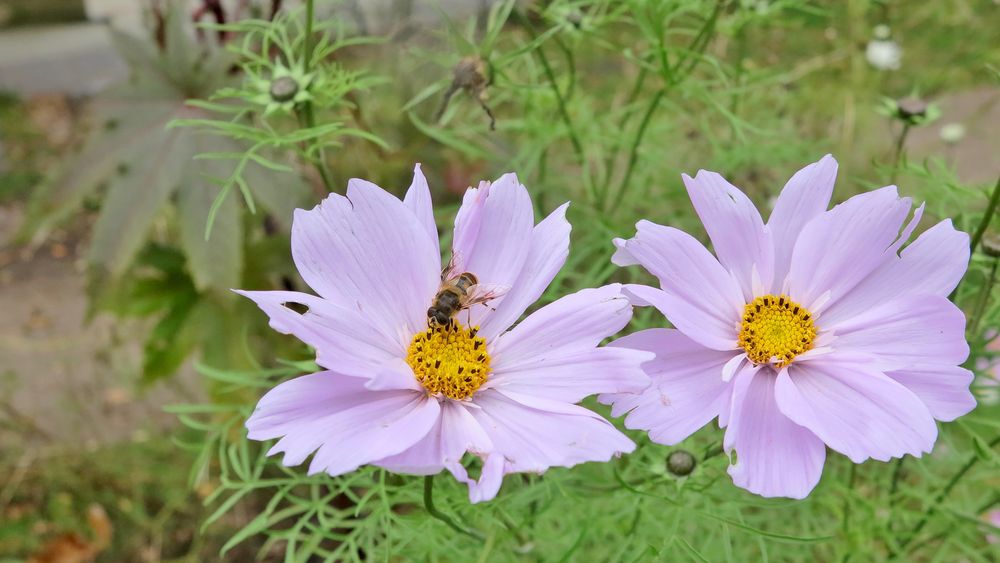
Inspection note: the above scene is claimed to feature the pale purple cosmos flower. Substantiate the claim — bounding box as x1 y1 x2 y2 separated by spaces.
604 155 975 499
237 165 651 503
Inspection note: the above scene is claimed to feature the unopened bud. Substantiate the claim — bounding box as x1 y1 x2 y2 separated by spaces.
565 9 584 28
269 76 299 103
666 449 696 477
896 97 928 120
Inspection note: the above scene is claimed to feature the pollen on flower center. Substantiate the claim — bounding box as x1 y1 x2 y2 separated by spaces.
737 294 816 367
406 320 490 400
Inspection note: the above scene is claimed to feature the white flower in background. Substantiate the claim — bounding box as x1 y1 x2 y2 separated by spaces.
939 123 966 144
866 24 902 71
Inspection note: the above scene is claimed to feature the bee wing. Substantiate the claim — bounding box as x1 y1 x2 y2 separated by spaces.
465 283 511 307
441 252 463 281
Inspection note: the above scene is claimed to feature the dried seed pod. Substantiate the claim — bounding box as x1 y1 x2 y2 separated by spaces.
435 56 496 130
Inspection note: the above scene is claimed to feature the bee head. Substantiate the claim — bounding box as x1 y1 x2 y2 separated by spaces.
427 307 450 326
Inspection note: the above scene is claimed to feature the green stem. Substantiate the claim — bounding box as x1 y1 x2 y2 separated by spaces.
607 89 664 213
888 457 905 505
496 508 530 546
729 23 748 118
701 442 725 461
842 464 856 537
536 43 583 163
304 0 315 64
672 0 724 81
606 0 723 213
898 434 1000 551
423 475 485 541
516 11 586 182
299 0 335 193
970 175 1000 255
601 65 649 190
520 18 603 209
889 123 910 186
905 492 1000 554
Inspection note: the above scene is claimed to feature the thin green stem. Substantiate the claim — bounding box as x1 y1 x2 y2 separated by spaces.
970 175 1000 254
888 457 905 506
304 0 315 65
701 441 725 462
889 123 910 186
298 0 335 193
729 23 749 117
607 89 663 213
495 508 530 546
551 33 576 102
602 65 649 190
672 0 724 82
606 0 723 213
536 44 583 162
904 492 1000 554
423 475 485 541
897 434 1000 551
515 11 585 167
842 464 857 536
514 11 585 162
969 257 998 338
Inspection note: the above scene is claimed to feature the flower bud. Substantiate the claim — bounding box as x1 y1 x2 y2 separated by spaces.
269 76 299 103
565 8 584 28
896 97 928 121
880 96 940 127
666 449 697 477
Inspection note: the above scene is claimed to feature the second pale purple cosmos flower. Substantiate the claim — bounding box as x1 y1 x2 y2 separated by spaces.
237 165 651 503
605 155 976 499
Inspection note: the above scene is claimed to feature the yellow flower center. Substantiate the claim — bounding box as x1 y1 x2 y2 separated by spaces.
406 320 490 400
737 294 817 367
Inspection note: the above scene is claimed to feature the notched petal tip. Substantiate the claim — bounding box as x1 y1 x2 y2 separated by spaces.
611 237 639 266
551 200 571 219
448 453 505 504
619 284 658 307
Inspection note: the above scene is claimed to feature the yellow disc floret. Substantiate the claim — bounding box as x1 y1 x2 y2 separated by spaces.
406 320 490 400
737 294 816 367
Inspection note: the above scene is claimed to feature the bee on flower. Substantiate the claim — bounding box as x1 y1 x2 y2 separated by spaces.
606 155 975 499
237 165 651 502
